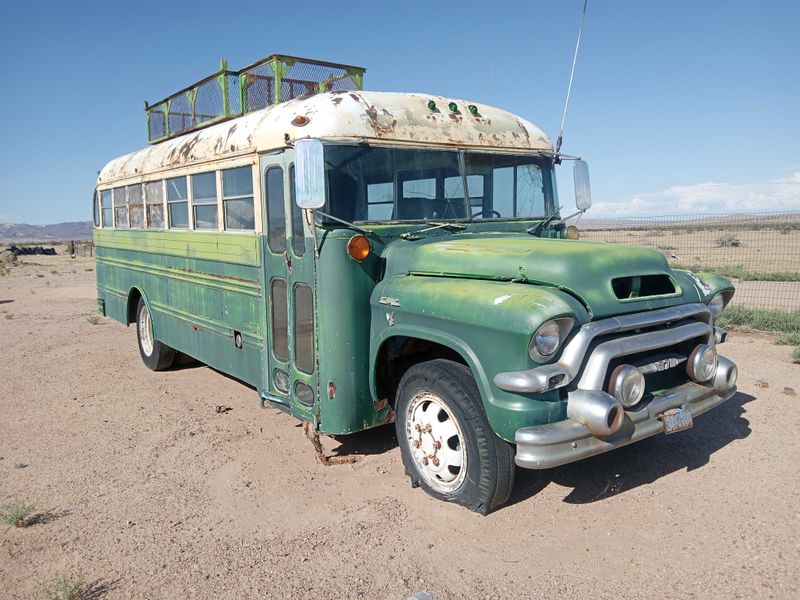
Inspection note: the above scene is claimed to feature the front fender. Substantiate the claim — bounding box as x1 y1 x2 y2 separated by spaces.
370 275 589 441
672 269 736 303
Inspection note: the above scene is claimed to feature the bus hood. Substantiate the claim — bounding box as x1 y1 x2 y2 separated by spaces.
383 234 701 319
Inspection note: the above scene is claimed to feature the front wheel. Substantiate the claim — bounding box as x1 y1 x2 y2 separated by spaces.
136 297 175 371
395 359 515 514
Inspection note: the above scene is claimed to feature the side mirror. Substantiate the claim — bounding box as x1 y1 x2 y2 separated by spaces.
573 159 592 211
295 138 326 209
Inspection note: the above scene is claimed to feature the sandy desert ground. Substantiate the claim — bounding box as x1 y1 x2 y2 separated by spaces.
1 253 799 599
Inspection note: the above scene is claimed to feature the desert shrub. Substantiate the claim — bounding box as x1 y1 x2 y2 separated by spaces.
41 573 85 600
86 316 101 325
1 501 36 527
715 233 741 247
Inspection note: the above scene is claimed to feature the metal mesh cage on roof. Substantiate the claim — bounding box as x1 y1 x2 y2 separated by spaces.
241 61 276 113
145 54 365 144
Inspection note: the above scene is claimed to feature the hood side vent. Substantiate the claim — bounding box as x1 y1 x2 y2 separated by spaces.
612 275 676 300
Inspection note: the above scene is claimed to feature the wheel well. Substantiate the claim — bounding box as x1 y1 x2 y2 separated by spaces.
375 336 468 407
126 288 142 325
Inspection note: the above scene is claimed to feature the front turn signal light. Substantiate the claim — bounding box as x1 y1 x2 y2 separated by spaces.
346 235 371 261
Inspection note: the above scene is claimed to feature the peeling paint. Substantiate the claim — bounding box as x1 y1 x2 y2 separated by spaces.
98 91 553 186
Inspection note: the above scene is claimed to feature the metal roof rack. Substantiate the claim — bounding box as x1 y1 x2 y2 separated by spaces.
145 54 365 144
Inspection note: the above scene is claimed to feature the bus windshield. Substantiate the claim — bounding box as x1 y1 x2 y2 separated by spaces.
321 144 557 224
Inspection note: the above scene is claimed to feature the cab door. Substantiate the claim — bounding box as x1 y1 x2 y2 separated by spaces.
260 150 318 423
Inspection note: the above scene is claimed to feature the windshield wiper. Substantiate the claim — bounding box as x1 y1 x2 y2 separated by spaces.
527 206 563 237
314 209 373 235
400 222 466 240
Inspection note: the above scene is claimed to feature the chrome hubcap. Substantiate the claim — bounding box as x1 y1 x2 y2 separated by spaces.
406 392 467 493
138 304 154 357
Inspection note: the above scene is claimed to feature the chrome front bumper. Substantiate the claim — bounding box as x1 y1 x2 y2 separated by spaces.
491 303 739 470
515 356 738 469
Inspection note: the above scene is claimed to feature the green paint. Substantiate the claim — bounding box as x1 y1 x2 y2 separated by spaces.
385 234 698 319
95 197 733 443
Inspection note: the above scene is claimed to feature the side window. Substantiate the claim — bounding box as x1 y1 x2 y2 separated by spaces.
294 283 315 374
271 278 289 362
222 167 255 230
367 182 394 220
145 181 165 229
101 190 113 227
93 190 100 227
167 176 189 228
191 172 218 230
289 165 304 257
113 187 129 228
128 184 144 228
265 166 286 253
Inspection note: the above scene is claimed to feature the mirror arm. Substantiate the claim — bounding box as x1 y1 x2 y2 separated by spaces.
561 208 586 221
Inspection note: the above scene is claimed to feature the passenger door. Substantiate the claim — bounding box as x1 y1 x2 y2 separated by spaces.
260 151 318 423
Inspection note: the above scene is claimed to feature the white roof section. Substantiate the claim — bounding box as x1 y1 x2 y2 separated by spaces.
97 91 553 186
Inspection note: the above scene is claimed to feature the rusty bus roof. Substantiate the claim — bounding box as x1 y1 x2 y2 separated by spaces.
97 91 553 186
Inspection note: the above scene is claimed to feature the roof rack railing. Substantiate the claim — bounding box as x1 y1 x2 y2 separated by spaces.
145 54 366 144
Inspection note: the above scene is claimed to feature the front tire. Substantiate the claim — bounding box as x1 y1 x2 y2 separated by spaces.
395 359 515 514
136 297 175 371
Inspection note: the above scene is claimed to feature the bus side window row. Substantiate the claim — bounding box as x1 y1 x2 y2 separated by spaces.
98 166 255 232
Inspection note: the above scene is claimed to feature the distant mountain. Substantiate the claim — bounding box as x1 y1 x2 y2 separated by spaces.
0 221 93 243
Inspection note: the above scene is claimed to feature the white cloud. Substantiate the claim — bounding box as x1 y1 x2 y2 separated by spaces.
591 172 800 217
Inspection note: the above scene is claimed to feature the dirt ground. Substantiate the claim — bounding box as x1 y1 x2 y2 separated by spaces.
1 253 799 600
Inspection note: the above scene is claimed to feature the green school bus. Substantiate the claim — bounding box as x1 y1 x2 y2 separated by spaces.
94 55 738 513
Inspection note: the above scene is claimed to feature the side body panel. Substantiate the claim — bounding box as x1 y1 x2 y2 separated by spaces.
94 229 266 387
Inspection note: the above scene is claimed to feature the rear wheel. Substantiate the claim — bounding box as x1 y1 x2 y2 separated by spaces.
395 359 515 514
136 297 175 371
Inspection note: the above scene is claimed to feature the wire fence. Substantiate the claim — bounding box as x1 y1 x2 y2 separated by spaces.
567 211 800 311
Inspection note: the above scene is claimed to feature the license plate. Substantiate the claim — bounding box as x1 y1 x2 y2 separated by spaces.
660 408 693 434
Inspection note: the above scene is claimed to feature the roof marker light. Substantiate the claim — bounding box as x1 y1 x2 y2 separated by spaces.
291 115 309 126
427 100 437 111
468 104 479 115
448 102 459 113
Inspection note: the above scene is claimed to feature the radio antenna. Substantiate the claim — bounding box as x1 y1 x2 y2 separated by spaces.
555 0 589 155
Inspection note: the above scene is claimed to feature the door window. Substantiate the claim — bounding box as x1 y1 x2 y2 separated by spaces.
265 167 286 253
294 283 315 374
270 278 289 362
289 165 304 257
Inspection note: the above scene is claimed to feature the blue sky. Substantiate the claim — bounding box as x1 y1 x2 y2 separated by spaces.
0 0 797 224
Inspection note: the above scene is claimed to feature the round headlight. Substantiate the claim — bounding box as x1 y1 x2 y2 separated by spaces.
708 293 725 319
687 344 718 383
528 318 574 362
608 364 646 408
